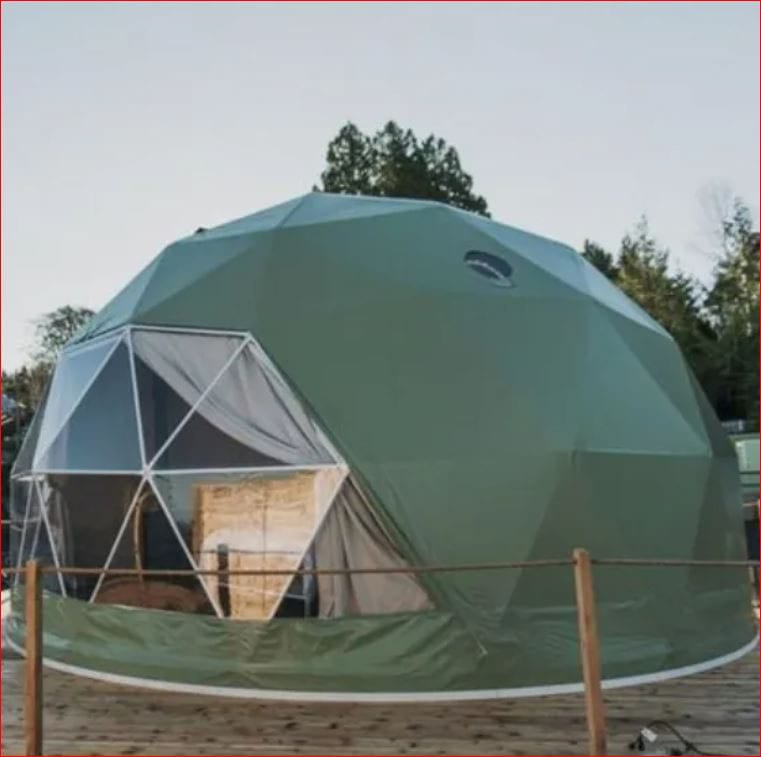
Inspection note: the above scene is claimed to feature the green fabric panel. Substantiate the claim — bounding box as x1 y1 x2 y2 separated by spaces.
136 234 273 321
282 193 433 227
76 256 162 342
189 196 306 240
603 310 710 445
7 589 754 693
581 311 708 454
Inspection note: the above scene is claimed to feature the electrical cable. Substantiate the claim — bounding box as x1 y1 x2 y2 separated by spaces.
629 719 727 756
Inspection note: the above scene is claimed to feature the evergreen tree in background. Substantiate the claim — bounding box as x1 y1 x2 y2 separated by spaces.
582 240 619 280
317 121 490 216
705 200 759 427
582 202 759 430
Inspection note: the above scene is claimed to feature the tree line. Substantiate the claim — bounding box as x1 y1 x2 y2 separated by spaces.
3 121 758 479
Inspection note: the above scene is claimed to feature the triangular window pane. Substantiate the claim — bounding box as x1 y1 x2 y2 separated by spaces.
155 344 333 470
35 342 141 472
7 480 33 571
91 480 215 615
33 337 119 466
11 383 51 476
12 480 41 586
153 468 345 619
13 481 64 594
131 330 244 462
41 474 141 599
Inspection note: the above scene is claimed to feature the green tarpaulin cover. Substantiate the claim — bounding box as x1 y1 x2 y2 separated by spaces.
7 193 756 699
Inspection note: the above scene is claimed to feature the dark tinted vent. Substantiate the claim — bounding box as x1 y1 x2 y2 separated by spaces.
464 250 514 287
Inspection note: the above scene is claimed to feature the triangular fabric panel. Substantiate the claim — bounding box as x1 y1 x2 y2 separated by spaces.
136 235 265 318
131 330 245 462
74 257 162 342
35 342 142 471
193 196 307 241
154 343 335 470
33 336 120 468
282 193 429 228
581 308 709 454
313 477 433 618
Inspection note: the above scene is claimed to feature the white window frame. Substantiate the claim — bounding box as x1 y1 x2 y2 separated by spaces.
12 325 349 620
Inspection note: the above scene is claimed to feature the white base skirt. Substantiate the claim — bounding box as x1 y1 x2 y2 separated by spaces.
4 632 758 703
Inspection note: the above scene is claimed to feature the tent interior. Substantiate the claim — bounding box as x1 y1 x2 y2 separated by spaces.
9 326 432 622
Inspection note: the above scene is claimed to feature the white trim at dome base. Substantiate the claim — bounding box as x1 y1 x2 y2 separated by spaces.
4 633 758 703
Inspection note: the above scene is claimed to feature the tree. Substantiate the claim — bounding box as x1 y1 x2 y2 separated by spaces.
1 363 51 413
582 240 619 280
33 305 94 365
317 121 490 216
705 198 759 428
617 219 716 392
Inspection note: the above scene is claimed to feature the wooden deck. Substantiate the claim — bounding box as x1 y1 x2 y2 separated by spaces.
1 648 759 756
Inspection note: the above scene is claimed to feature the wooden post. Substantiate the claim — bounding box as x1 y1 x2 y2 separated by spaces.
24 559 43 756
573 548 607 756
217 543 230 618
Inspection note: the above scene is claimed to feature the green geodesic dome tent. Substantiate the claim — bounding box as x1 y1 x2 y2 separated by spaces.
7 193 756 700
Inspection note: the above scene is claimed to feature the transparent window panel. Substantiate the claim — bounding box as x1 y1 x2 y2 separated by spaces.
8 479 34 575
153 468 345 619
14 480 63 594
33 337 119 467
11 382 51 477
35 342 141 472
42 475 141 599
90 479 215 615
154 345 333 470
131 330 244 461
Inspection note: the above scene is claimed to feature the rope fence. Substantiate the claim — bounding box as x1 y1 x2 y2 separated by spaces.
2 556 756 579
3 551 759 757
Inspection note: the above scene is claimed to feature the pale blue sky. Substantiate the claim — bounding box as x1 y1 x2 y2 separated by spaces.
2 1 758 370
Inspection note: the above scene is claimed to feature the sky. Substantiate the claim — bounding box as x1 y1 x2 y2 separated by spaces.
2 1 759 370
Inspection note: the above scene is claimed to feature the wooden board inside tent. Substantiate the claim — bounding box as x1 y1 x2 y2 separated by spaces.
192 469 343 620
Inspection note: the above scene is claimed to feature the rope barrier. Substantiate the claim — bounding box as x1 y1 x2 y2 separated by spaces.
2 556 757 578
592 557 758 568
1 558 572 578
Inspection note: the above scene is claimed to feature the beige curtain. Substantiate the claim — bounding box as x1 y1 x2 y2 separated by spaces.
315 479 432 617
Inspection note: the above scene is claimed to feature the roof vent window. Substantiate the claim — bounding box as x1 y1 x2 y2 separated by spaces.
464 250 514 287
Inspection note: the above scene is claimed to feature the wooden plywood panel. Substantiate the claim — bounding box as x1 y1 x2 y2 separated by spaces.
193 469 343 620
